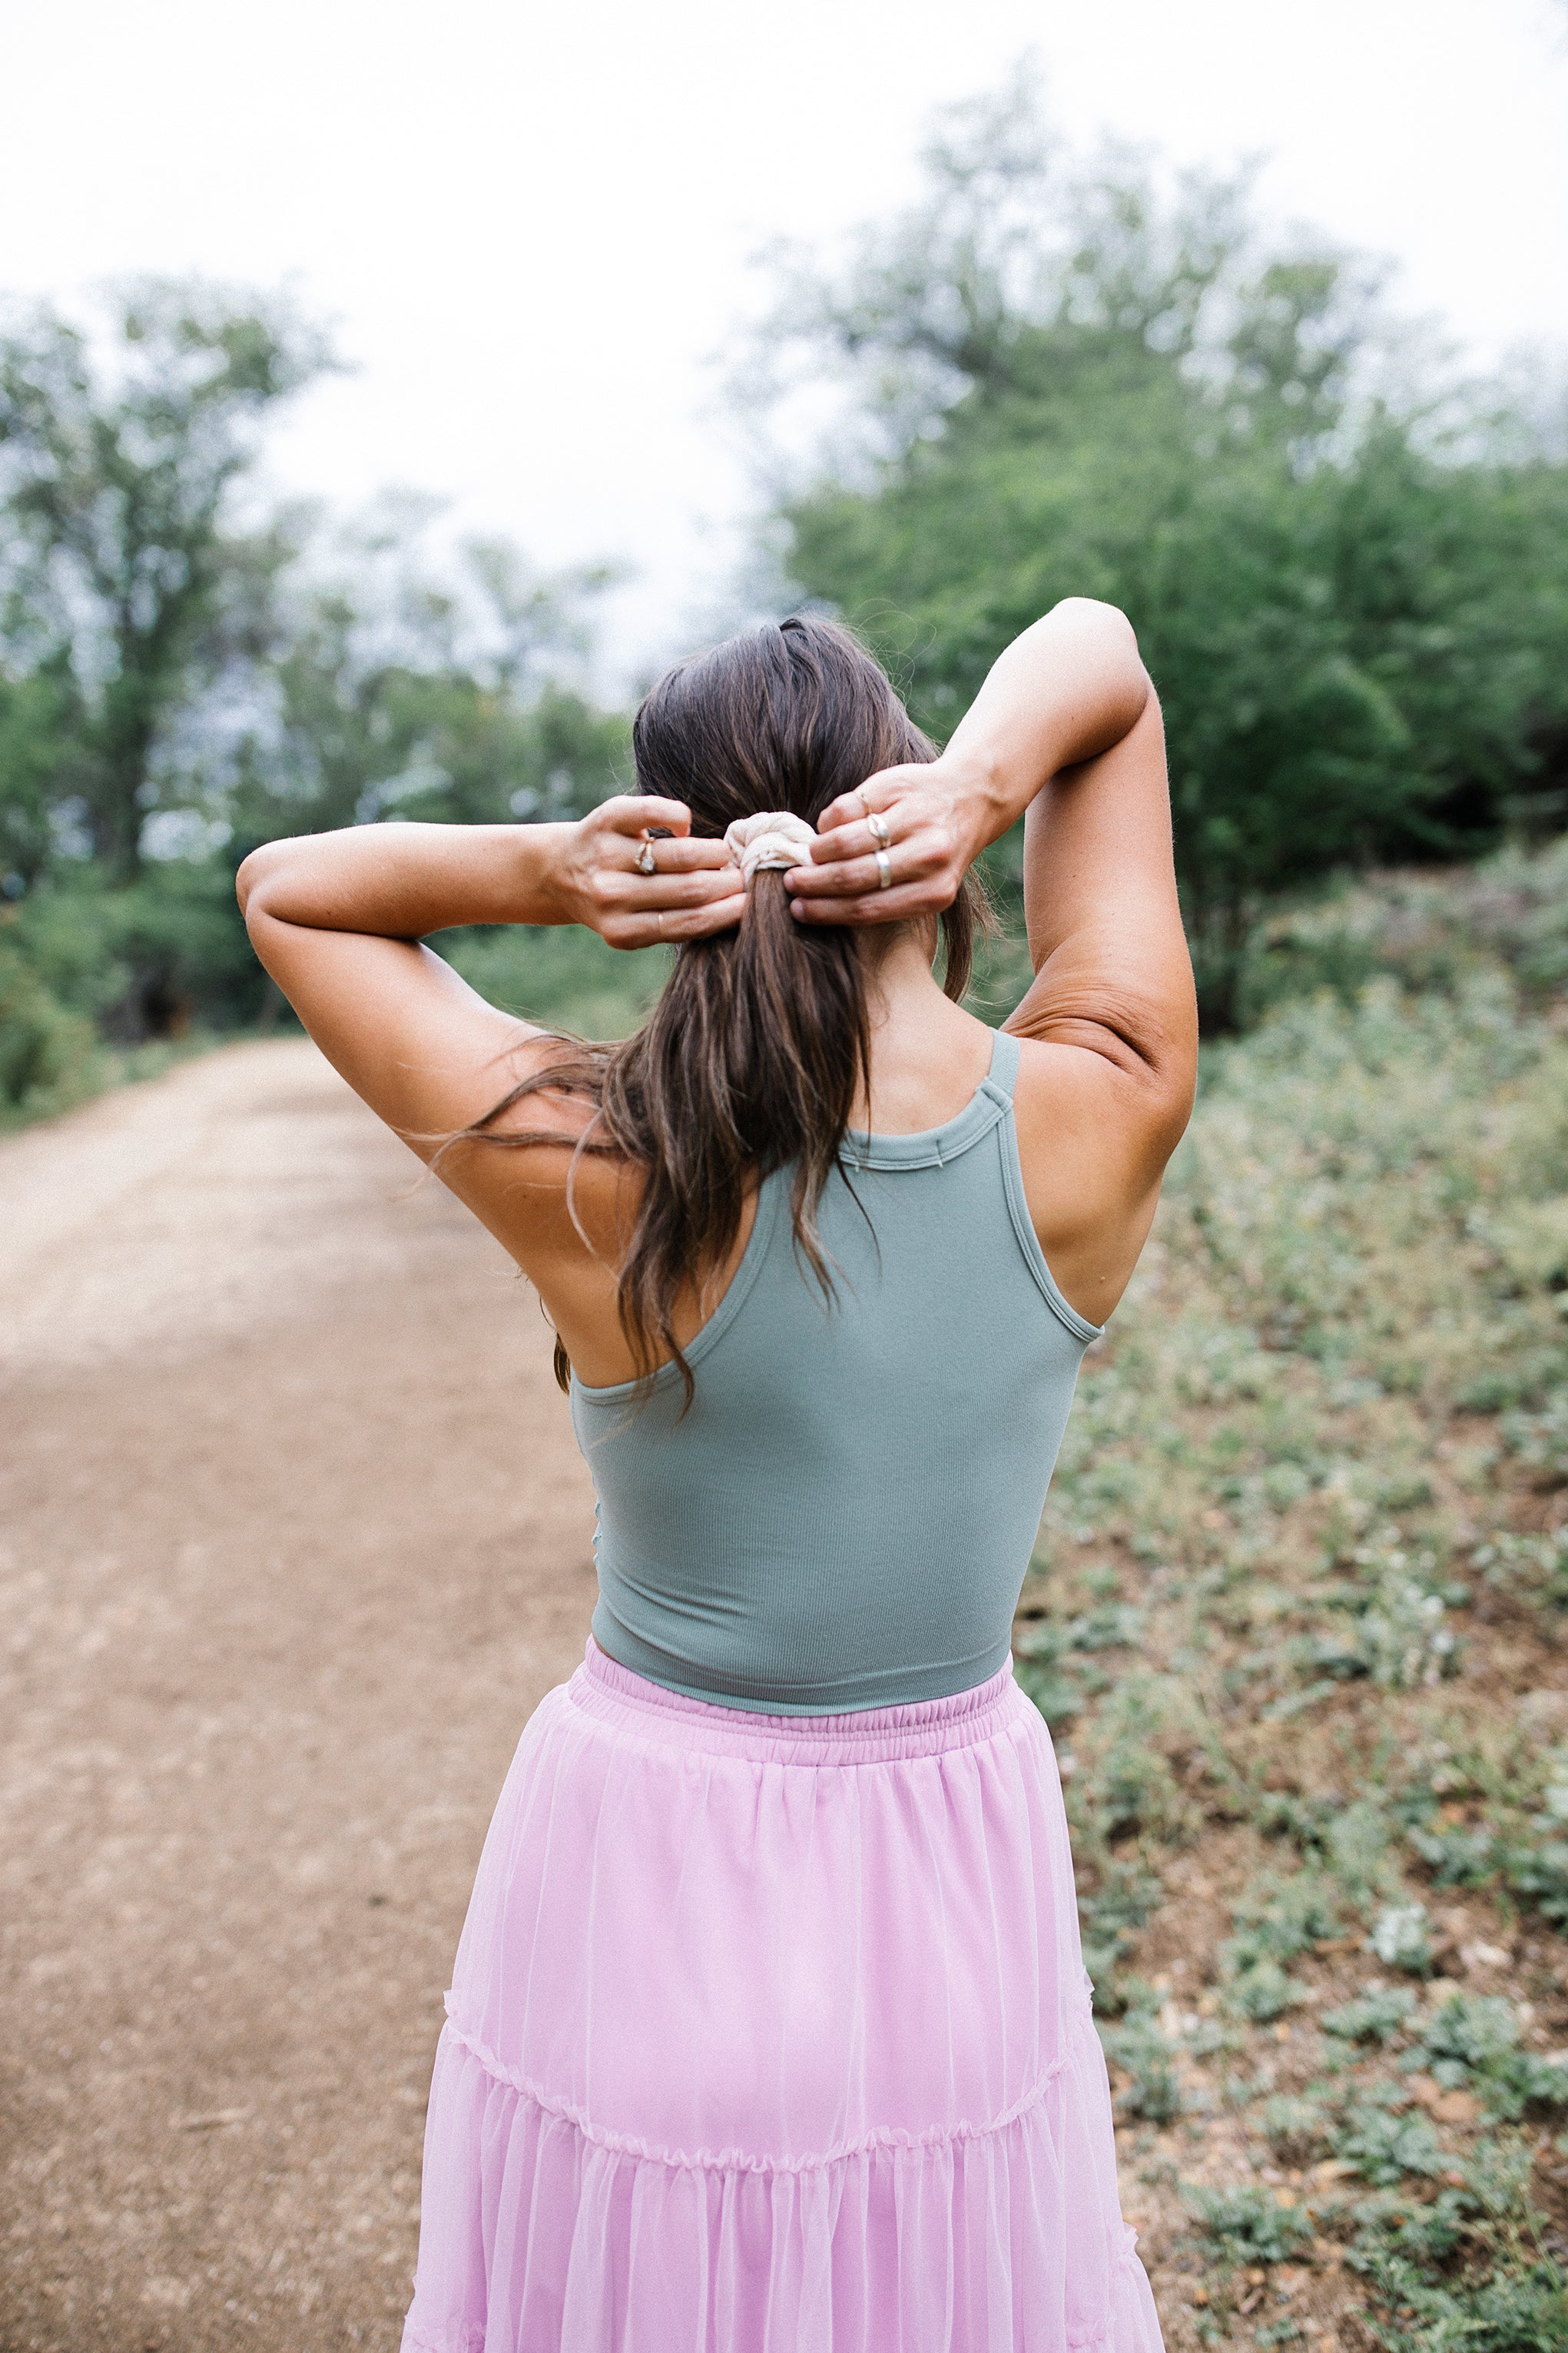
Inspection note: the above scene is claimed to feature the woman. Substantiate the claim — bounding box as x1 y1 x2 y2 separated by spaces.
239 599 1196 2352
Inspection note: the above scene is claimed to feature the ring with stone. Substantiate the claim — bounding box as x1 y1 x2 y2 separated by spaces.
875 848 893 891
867 811 890 848
635 838 659 876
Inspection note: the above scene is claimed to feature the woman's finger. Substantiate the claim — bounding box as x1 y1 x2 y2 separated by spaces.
786 852 883 898
596 864 741 916
608 892 748 948
659 893 748 940
815 769 910 834
788 881 943 928
788 831 949 899
593 794 692 837
804 809 910 867
641 867 746 908
612 831 734 873
670 837 738 869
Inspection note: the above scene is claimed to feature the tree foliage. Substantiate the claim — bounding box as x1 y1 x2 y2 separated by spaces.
234 499 627 852
754 74 1568 1024
0 285 633 1077
0 282 330 879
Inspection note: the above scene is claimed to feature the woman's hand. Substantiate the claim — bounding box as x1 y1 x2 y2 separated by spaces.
787 602 1155 929
785 755 1000 928
555 797 748 948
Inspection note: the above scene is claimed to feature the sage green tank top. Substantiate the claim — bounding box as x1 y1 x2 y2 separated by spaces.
570 1027 1103 1714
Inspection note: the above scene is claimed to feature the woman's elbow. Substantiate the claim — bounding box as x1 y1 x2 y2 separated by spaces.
1049 595 1139 649
235 838 294 920
236 845 264 918
1048 599 1151 712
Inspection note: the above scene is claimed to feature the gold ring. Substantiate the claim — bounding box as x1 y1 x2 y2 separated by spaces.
867 811 890 848
875 848 893 891
635 838 658 876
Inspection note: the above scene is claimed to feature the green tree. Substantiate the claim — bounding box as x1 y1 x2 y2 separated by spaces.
0 653 87 889
0 289 640 1074
752 75 1568 1024
233 500 630 849
0 280 330 879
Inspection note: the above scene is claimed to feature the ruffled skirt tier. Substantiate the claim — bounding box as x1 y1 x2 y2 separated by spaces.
402 1642 1162 2352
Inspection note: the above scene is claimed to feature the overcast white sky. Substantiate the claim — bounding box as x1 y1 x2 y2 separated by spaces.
5 0 1566 685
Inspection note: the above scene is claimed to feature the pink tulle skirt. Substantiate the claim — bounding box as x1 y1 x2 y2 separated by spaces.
401 1640 1163 2353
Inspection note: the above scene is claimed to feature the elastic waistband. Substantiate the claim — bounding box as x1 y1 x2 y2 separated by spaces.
569 1638 1023 1766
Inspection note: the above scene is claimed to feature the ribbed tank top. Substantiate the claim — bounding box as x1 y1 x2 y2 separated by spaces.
570 1027 1103 1714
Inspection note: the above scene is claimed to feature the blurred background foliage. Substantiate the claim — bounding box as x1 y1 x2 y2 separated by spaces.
754 75 1568 1027
1 73 1565 1122
0 285 640 1121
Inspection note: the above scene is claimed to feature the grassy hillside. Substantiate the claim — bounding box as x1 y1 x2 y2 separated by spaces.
1022 855 1568 2348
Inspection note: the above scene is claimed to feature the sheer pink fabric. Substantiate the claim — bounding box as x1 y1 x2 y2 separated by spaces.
402 1642 1163 2352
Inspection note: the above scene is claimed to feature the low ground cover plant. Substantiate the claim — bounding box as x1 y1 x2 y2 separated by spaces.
1015 867 1568 2345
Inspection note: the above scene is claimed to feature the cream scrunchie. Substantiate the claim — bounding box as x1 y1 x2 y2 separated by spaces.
722 809 817 887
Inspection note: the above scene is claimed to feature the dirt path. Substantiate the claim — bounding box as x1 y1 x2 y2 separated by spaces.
0 1042 600 2353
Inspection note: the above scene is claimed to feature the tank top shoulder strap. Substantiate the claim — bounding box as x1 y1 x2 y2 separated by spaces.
985 1025 1022 1101
985 1025 1106 1346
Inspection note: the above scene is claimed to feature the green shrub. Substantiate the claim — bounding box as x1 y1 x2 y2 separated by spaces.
1220 1874 1339 2019
1474 1529 1568 1615
1078 1863 1162 2007
1354 1572 1462 1689
439 923 665 1041
1413 1994 1520 2083
1013 1657 1085 1725
1067 1605 1144 1651
1098 2009 1183 2124
1349 2252 1568 2353
1502 1390 1568 1487
1240 838 1568 1024
1369 1903 1434 1973
1508 1839 1568 1930
1460 1352 1568 1414
1408 1996 1568 2122
1334 2097 1444 2187
1408 1822 1499 1888
1262 2092 1332 2162
1325 1798 1395 1895
1323 1986 1420 2045
1228 1956 1301 2023
1012 1618 1086 1726
11 864 261 1037
1015 1605 1145 1731
1086 1737 1182 1843
1226 1874 1341 1969
0 931 98 1120
1184 2184 1314 2265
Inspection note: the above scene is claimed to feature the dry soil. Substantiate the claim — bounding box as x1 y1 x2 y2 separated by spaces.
0 1041 600 2352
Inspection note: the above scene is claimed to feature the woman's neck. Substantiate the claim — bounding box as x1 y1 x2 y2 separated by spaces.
848 931 995 1136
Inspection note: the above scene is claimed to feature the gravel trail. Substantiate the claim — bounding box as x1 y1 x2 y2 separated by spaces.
0 1041 598 2352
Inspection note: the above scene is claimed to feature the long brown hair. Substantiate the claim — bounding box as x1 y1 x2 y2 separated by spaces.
460 614 988 1399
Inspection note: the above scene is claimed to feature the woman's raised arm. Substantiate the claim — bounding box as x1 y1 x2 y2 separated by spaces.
793 599 1198 1322
787 602 1145 903
236 802 745 1152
